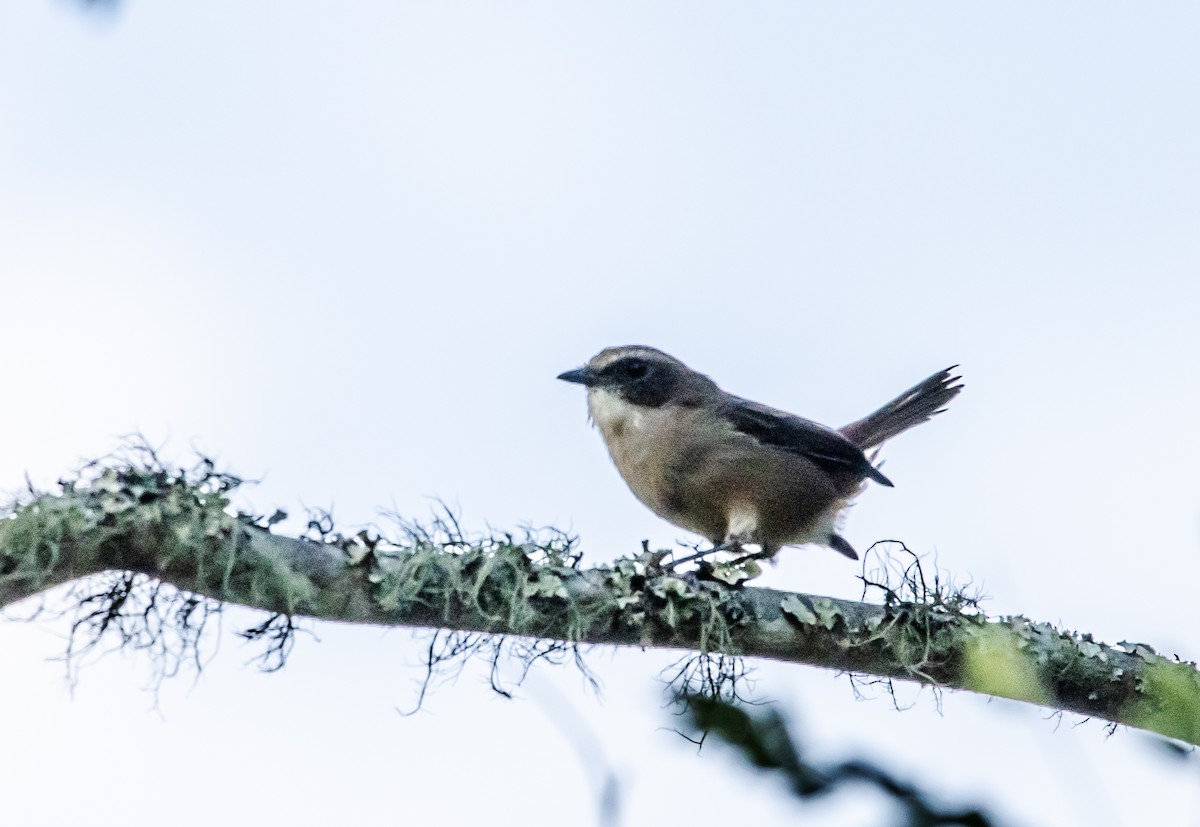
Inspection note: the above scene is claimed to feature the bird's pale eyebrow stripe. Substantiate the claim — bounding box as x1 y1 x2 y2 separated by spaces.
590 346 678 371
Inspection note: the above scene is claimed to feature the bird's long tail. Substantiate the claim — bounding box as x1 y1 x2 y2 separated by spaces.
839 367 964 450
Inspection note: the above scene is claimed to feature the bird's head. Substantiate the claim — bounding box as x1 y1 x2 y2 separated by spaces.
557 346 715 408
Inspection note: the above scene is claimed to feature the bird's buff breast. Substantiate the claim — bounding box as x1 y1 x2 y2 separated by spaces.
586 389 697 527
586 388 850 549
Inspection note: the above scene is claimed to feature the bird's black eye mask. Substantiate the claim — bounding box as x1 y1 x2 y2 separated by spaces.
600 357 678 408
601 357 650 382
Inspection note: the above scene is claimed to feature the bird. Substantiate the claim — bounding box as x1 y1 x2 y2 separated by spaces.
557 346 962 562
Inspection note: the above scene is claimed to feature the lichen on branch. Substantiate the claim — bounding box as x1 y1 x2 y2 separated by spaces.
1 449 1197 746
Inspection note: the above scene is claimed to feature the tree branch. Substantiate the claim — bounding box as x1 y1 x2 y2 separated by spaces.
2 456 1197 746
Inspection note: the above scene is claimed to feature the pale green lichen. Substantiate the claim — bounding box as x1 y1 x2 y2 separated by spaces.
1 459 313 617
1124 658 1200 745
780 595 818 626
367 537 744 658
961 623 1053 706
0 494 97 597
3 455 1198 744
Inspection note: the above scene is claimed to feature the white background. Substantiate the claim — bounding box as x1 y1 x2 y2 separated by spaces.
2 2 1198 825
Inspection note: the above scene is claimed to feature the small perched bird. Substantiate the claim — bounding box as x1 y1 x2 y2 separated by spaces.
558 346 962 561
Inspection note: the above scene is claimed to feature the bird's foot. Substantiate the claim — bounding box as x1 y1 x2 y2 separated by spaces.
727 548 775 567
665 543 736 571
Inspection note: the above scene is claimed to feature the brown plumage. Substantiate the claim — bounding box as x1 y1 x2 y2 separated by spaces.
558 346 963 561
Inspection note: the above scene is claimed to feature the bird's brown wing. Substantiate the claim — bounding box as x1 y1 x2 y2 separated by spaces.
720 396 893 487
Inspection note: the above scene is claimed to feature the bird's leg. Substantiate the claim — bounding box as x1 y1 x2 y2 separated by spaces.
666 542 737 571
727 544 779 568
726 549 769 566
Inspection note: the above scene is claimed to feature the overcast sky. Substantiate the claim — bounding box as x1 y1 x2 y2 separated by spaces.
2 2 1198 825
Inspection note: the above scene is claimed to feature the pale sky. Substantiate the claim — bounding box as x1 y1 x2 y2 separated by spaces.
2 2 1198 825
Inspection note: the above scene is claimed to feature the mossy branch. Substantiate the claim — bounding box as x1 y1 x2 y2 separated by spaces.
2 455 1197 746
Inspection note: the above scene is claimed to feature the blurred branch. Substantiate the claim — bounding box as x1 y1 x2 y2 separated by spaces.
686 696 997 826
2 449 1197 745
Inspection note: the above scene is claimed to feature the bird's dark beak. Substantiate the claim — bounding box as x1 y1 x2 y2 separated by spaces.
557 367 596 386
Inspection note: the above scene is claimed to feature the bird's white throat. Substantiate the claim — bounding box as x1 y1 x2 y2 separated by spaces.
586 388 647 436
